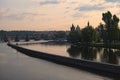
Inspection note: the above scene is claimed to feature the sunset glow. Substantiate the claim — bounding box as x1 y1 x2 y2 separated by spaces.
0 0 120 31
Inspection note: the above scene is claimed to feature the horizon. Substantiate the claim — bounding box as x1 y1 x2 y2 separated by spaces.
0 0 120 31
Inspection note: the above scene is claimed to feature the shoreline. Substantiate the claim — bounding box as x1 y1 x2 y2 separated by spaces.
74 43 120 49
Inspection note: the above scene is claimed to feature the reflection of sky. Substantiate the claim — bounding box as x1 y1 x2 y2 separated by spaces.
0 0 120 31
21 44 70 57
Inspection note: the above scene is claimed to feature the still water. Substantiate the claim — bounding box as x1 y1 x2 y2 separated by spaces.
20 41 120 65
0 43 114 80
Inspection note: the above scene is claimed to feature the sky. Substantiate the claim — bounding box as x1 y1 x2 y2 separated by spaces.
0 0 120 31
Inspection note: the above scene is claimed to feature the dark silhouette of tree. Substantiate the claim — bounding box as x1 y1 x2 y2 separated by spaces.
67 30 80 43
81 22 99 43
71 24 75 31
96 23 107 43
102 11 120 43
76 25 80 33
67 24 81 43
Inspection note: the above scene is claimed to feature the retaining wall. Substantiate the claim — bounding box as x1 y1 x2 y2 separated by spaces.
8 44 120 78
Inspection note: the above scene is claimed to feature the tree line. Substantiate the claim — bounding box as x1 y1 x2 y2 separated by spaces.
67 11 120 44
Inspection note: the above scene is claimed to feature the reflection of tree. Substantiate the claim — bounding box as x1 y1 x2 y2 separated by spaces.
67 45 97 60
81 47 97 60
67 45 81 57
101 49 119 64
116 50 120 57
67 45 120 64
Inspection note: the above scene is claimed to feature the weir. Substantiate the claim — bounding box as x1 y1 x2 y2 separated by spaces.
8 44 120 78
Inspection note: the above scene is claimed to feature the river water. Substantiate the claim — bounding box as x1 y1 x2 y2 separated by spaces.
0 43 117 80
20 41 120 65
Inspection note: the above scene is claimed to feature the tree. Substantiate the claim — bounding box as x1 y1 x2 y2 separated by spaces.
71 24 75 31
67 24 81 43
67 30 80 43
102 11 120 43
96 23 107 43
81 23 99 43
76 25 80 33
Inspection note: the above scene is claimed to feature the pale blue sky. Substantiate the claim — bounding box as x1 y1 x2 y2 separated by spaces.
0 0 120 31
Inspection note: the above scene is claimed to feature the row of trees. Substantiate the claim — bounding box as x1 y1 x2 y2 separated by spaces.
67 22 100 43
67 11 120 44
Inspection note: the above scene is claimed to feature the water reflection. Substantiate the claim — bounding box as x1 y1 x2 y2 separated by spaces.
67 45 120 64
101 49 119 64
21 41 120 65
67 45 81 57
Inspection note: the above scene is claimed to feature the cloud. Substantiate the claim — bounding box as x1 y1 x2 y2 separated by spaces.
0 8 9 14
72 12 89 19
0 11 46 20
65 7 70 9
70 1 78 4
31 0 40 2
22 13 46 16
75 4 105 11
6 14 24 20
39 0 60 5
72 13 81 18
105 0 120 2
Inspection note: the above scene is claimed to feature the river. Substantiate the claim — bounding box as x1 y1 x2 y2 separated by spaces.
20 41 120 65
0 43 116 80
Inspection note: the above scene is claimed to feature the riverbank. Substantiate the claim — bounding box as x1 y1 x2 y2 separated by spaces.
8 43 120 79
74 43 120 49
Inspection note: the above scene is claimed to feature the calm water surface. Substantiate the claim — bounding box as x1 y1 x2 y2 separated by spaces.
0 43 114 80
20 41 120 65
0 43 115 80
